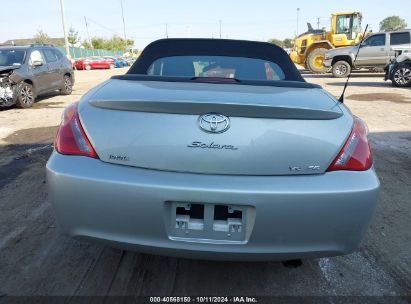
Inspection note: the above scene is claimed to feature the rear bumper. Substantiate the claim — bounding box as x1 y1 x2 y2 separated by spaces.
46 152 380 261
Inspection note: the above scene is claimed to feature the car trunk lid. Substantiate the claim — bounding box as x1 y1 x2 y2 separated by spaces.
79 79 352 175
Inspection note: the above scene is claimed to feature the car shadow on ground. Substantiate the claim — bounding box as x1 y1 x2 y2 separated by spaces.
34 90 84 106
326 81 391 88
0 125 410 297
0 90 82 111
301 70 385 78
301 71 390 87
346 93 411 103
35 91 65 102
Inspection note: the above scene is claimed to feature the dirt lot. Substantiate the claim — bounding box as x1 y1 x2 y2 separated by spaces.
0 68 410 301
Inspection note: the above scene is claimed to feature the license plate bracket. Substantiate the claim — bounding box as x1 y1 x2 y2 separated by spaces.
165 202 255 243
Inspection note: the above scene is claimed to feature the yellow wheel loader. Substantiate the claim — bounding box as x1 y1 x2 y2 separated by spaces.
290 12 364 73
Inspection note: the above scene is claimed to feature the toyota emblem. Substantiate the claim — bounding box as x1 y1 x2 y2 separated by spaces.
198 113 230 133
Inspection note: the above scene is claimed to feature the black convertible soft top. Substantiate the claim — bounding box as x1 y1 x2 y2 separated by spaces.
116 39 319 88
128 39 304 81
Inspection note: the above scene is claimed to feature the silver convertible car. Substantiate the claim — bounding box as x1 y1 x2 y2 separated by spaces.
47 39 379 261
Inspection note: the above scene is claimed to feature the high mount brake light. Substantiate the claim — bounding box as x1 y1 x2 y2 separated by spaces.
55 103 98 158
191 77 240 83
327 117 372 171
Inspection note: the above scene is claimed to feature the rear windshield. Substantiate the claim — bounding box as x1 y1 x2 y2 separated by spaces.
0 49 26 66
147 56 286 81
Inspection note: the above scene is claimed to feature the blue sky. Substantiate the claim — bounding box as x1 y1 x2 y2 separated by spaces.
1 0 410 49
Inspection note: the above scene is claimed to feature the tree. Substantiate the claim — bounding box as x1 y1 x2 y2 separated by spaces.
34 29 50 44
267 38 294 49
126 39 134 50
82 40 92 49
283 38 294 48
103 35 134 51
87 35 134 51
379 16 408 32
267 38 284 48
54 40 65 47
68 27 80 46
90 37 105 49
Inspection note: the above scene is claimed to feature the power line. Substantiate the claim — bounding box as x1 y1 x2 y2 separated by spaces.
84 16 92 47
85 17 121 35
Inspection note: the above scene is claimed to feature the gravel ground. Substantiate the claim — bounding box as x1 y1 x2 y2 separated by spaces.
0 68 410 302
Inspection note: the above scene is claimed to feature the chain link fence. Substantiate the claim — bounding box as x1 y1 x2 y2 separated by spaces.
57 46 123 59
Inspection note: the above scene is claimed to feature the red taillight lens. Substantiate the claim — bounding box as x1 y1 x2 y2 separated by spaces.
55 103 98 158
327 117 372 171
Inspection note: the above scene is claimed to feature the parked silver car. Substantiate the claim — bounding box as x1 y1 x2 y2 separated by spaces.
47 39 379 261
324 30 411 77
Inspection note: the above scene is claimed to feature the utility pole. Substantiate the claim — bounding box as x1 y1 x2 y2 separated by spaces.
219 20 222 39
165 23 169 38
120 0 127 40
296 8 300 37
317 17 320 29
59 0 70 57
84 16 92 48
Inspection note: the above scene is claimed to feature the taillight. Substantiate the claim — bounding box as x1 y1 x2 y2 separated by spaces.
55 103 98 158
327 117 372 171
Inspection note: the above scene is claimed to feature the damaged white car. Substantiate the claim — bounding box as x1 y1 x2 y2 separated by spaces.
0 65 19 107
385 46 411 87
